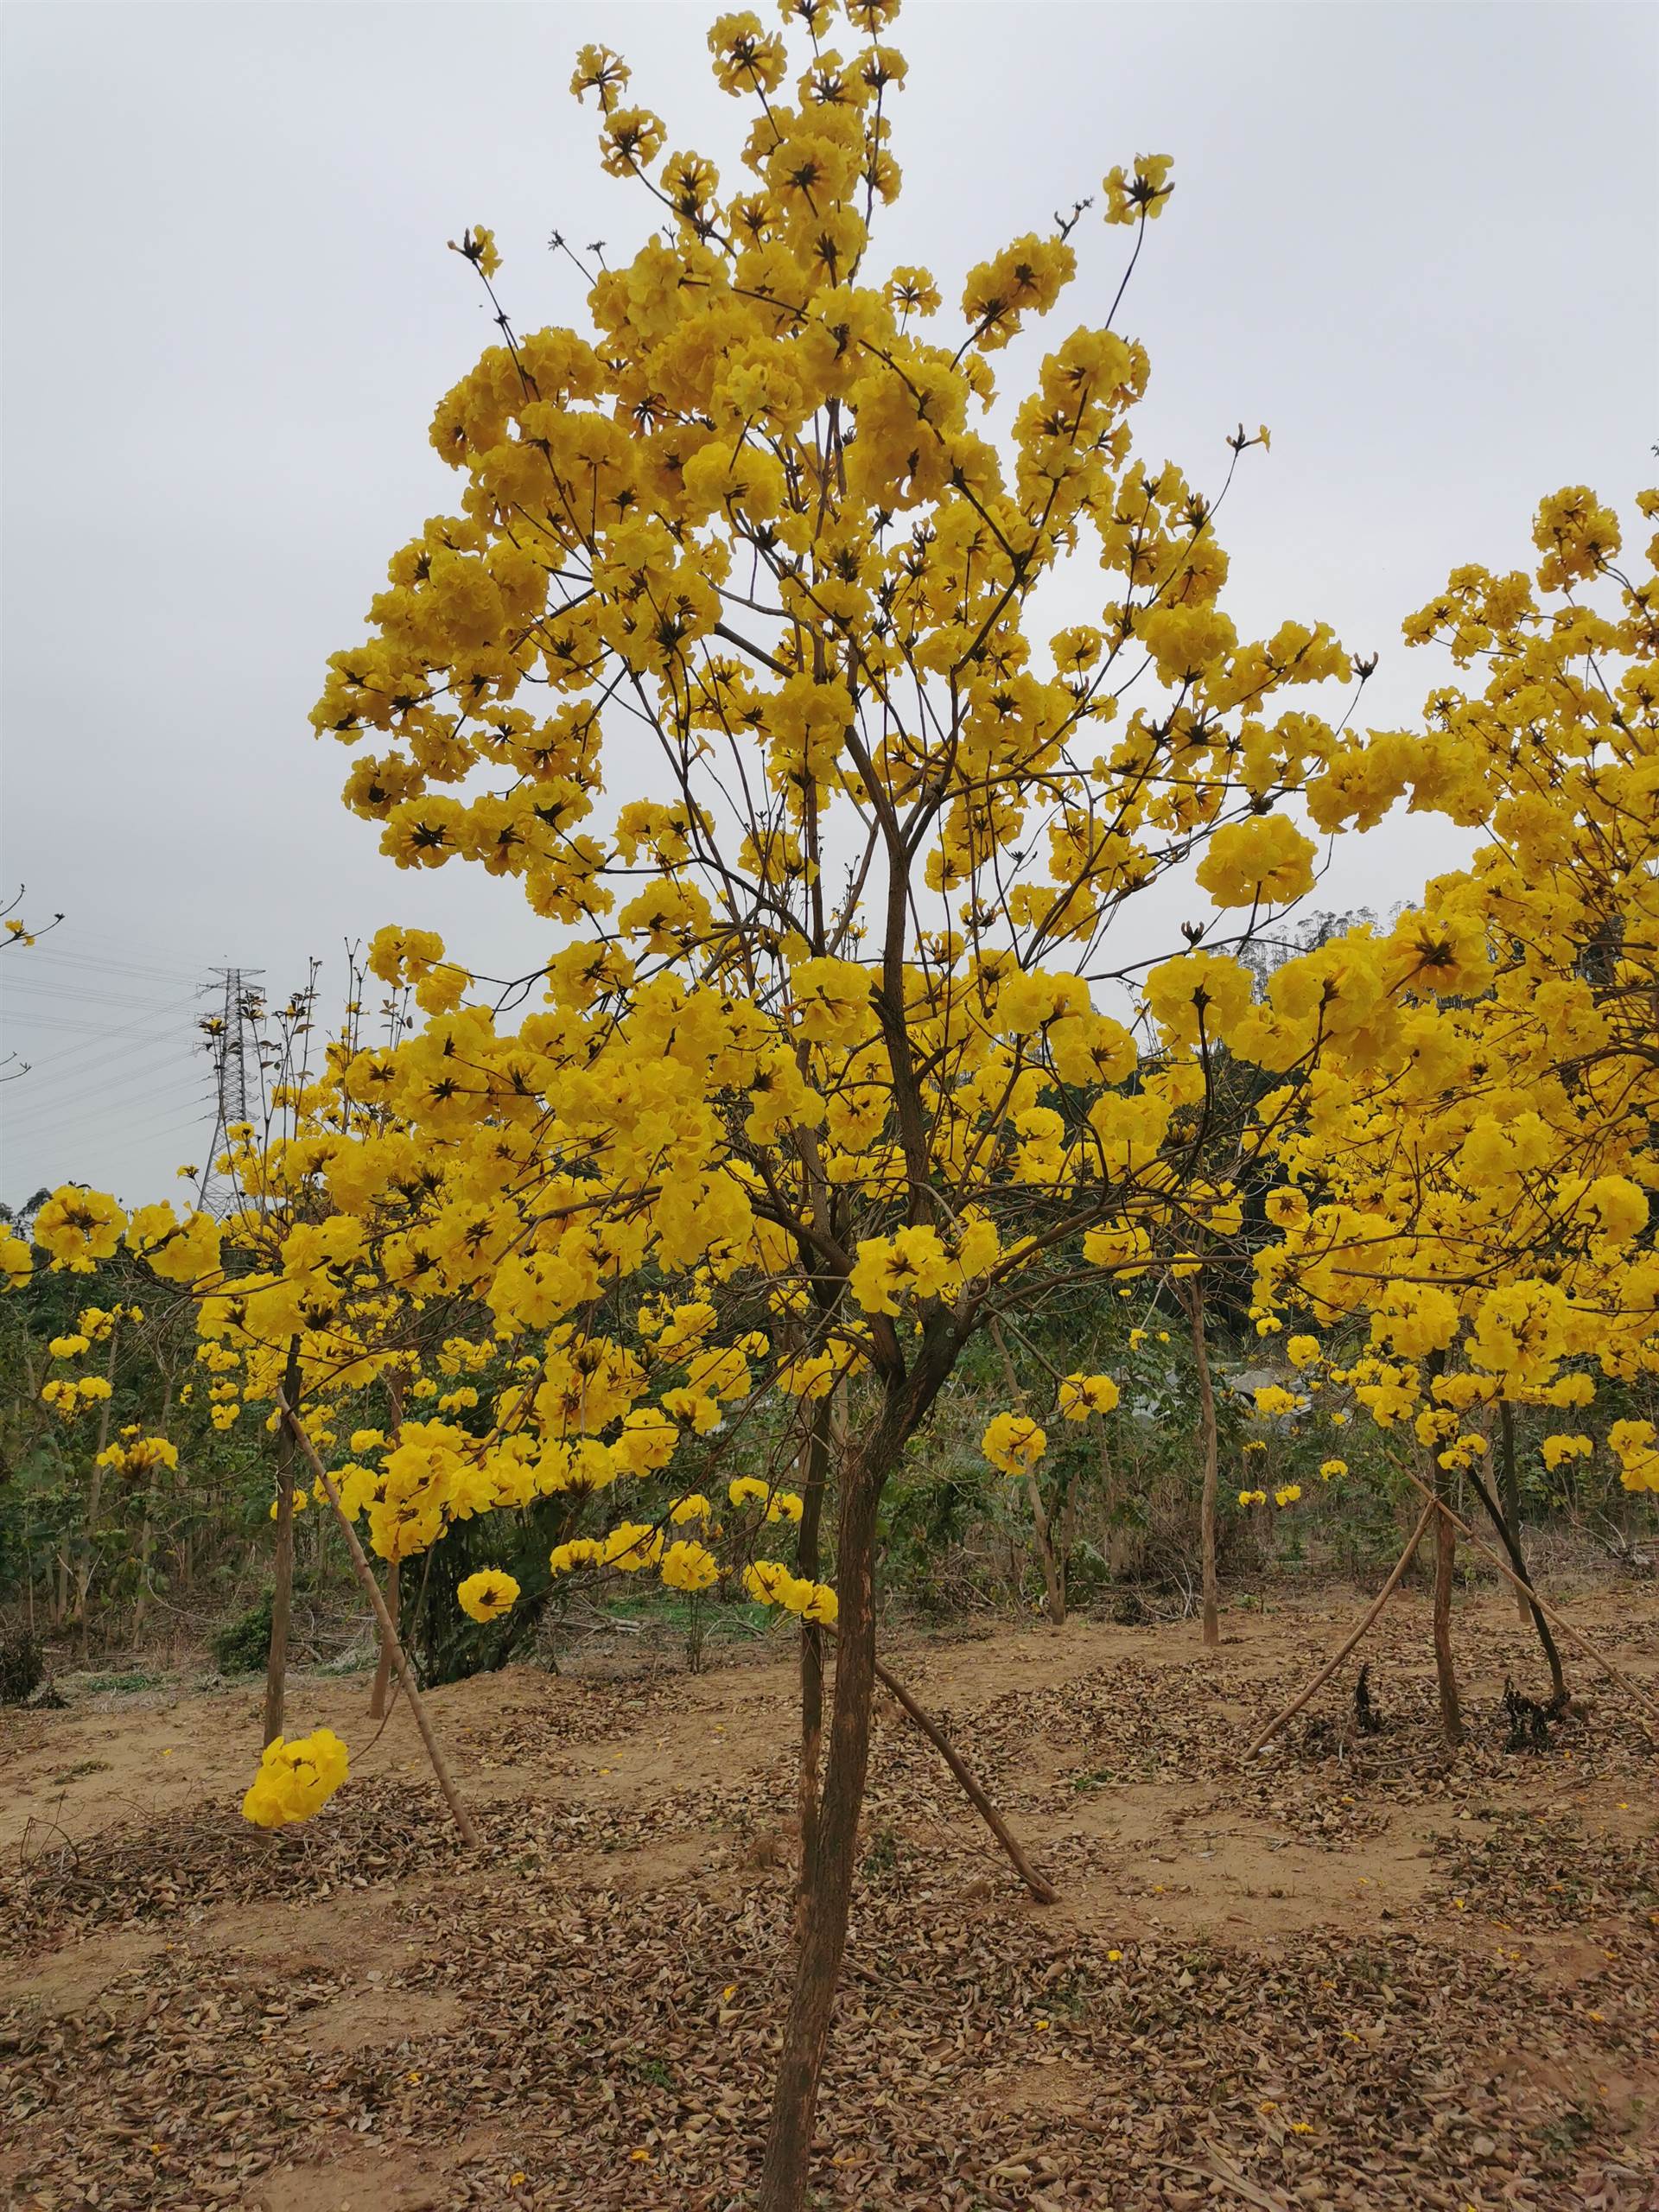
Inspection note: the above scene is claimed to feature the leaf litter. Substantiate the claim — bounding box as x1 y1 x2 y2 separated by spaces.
2 1588 1654 2210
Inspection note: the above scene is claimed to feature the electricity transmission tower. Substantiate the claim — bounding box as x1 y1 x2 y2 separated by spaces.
197 967 264 1213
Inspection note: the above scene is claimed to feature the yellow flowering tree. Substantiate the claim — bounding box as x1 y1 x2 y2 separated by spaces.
300 7 1395 2183
9 5 1595 2199
1250 486 1659 1732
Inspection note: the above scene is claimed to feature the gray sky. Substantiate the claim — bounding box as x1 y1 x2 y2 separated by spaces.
3 1 1655 1210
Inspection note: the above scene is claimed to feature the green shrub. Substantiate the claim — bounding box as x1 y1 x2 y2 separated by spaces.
211 1591 274 1675
0 1625 45 1705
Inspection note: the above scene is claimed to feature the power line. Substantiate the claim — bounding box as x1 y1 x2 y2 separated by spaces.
16 1096 214 1164
2 1070 212 1147
27 931 226 975
17 949 205 987
0 1026 205 1109
2 975 203 1010
0 996 203 1082
1 1062 210 1146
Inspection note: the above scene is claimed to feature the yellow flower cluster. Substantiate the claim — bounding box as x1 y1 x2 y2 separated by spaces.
728 1476 804 1521
981 1413 1047 1475
1610 1421 1659 1495
241 1727 350 1828
742 1560 837 1624
3 0 1650 1746
457 1568 520 1622
1241 490 1657 1501
40 1374 113 1418
94 1436 180 1477
1057 1373 1120 1420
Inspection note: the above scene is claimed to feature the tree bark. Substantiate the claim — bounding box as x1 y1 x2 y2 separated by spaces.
368 1372 406 1719
757 1323 957 2212
758 1452 886 2212
1184 1282 1220 1649
367 1560 400 1720
132 1372 175 1635
1465 1463 1567 1705
1431 1457 1463 1746
75 1320 121 1647
1497 1401 1530 1625
793 1389 834 1934
1399 1465 1659 1745
992 1319 1065 1624
1022 1469 1066 1624
262 1339 303 1747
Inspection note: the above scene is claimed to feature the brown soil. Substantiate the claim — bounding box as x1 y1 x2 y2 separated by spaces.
2 1585 1655 2210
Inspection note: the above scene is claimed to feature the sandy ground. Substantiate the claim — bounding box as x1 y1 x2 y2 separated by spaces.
2 1582 1656 2210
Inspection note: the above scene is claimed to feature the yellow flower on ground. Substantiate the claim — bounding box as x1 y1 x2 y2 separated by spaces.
241 1727 349 1827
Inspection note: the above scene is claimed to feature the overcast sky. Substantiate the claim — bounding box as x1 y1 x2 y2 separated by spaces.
2 0 1655 1211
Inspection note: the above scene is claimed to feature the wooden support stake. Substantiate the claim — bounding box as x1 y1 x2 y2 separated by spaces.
1431 1461 1465 1745
369 1374 406 1721
1246 1502 1435 1758
368 1561 400 1722
867 1643 1057 1904
262 1339 302 1747
277 1394 482 1849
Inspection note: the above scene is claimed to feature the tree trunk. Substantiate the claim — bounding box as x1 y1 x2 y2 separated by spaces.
757 1317 961 2212
262 1339 303 1747
1465 1462 1567 1705
1022 1470 1066 1624
1185 1282 1220 1649
1497 1401 1529 1625
793 1390 834 1931
367 1373 405 1720
1398 1487 1430 1582
991 1319 1065 1624
132 1373 175 1636
1431 1462 1463 1746
75 1321 121 1647
1096 1421 1120 1539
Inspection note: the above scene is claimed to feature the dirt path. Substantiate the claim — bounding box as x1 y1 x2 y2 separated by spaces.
3 1586 1655 2209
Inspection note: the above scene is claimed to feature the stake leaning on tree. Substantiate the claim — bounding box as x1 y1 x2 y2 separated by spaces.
277 1393 481 1850
263 1338 304 1748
